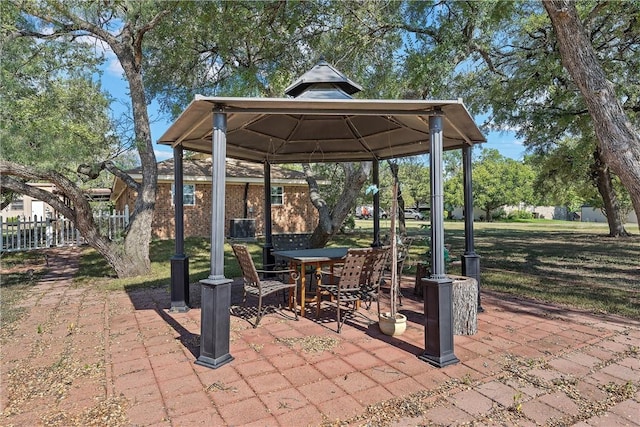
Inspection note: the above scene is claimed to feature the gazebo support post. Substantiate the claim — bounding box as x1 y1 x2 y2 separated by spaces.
419 112 459 368
372 160 381 247
262 161 275 270
196 107 234 370
170 145 189 312
461 145 483 312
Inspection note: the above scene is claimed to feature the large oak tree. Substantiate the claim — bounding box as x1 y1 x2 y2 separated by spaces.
3 1 175 277
543 0 640 232
398 1 639 235
4 1 404 276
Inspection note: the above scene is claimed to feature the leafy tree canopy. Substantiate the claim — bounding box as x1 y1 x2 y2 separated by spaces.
0 3 115 174
467 148 535 221
144 0 404 117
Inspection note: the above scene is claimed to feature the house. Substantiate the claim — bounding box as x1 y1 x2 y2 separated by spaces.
1 184 111 220
451 204 571 221
451 203 638 224
580 205 638 224
110 156 319 239
1 183 56 220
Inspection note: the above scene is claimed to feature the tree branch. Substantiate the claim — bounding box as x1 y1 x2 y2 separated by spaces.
0 160 88 214
469 42 506 77
103 161 140 192
136 8 173 40
133 8 173 67
17 0 118 47
0 160 112 246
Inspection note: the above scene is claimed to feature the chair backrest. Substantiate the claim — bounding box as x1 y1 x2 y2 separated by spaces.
232 244 260 285
272 233 312 251
338 247 373 291
368 245 391 286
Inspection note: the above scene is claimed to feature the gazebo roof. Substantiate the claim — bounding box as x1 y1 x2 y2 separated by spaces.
284 59 363 98
157 95 486 164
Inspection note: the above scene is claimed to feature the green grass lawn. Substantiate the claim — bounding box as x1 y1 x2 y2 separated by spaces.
452 221 639 319
3 219 639 320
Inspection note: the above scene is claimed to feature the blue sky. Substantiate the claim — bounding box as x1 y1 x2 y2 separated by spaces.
101 61 526 163
479 129 526 160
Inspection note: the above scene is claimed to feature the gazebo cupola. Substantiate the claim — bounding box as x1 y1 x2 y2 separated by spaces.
284 59 363 99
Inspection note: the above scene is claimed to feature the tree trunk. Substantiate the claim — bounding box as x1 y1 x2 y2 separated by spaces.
10 4 170 277
449 275 478 335
95 239 150 278
544 0 640 233
305 162 372 248
0 162 150 278
591 148 630 237
112 31 158 274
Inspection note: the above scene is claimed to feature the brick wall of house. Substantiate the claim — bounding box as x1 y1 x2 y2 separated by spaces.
115 181 317 239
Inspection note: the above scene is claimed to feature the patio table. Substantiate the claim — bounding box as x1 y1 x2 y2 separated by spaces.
272 247 348 317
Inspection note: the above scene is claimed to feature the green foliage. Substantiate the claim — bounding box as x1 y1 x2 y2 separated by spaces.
396 157 430 209
0 2 115 174
144 0 405 116
447 148 535 221
311 163 348 209
474 149 535 215
527 136 634 218
526 137 595 209
507 210 534 220
340 215 356 233
444 151 464 217
401 1 522 103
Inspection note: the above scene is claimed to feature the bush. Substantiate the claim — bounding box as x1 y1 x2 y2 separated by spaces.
5 216 20 224
489 208 507 221
507 210 534 220
339 215 356 233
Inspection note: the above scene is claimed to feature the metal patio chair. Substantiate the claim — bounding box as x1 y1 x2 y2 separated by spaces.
316 247 389 333
232 244 299 328
359 245 392 316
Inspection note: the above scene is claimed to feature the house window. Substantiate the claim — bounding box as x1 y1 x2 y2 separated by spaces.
10 197 24 210
271 186 283 205
172 184 195 206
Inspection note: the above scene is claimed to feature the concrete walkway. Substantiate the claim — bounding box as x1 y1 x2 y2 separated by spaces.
1 248 638 426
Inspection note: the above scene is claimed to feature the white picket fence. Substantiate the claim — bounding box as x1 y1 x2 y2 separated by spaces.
1 206 129 253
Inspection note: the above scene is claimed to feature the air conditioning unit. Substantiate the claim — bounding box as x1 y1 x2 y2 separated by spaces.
229 219 256 239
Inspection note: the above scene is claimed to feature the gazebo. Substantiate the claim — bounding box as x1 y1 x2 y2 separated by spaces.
158 60 486 369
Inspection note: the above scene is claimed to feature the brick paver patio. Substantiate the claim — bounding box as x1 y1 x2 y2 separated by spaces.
1 248 638 426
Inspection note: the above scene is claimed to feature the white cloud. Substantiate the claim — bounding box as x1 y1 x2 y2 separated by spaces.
154 149 173 162
75 34 124 78
106 58 124 77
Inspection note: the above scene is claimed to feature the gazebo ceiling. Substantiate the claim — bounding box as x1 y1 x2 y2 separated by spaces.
158 96 486 164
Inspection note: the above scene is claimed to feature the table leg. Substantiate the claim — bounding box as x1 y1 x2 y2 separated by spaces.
288 260 296 310
316 263 323 288
300 261 306 317
316 262 327 318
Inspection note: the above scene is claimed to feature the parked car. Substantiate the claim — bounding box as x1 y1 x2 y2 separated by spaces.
355 206 388 219
403 208 424 220
355 206 370 219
